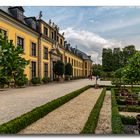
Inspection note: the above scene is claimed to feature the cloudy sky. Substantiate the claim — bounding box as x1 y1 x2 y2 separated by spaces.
24 6 140 64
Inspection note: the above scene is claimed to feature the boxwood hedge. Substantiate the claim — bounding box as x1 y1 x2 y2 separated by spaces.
80 88 106 134
120 115 137 125
111 88 124 134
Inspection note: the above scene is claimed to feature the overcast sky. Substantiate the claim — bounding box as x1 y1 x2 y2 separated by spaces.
24 6 140 64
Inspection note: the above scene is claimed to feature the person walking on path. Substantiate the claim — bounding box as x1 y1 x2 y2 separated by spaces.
96 75 99 85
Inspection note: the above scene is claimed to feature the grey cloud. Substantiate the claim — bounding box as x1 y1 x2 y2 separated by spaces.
61 27 122 64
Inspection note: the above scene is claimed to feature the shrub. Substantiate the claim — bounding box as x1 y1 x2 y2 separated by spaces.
127 106 140 112
0 77 7 88
118 105 140 112
42 77 51 84
120 115 137 125
15 74 28 87
111 88 124 134
65 75 70 81
0 85 91 134
31 77 41 85
116 99 126 105
80 88 106 134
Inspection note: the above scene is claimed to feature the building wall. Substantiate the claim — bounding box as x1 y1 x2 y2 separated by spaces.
64 52 83 77
0 10 92 81
0 15 39 80
41 38 52 78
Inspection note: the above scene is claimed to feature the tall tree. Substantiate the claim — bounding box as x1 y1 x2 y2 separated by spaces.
102 48 113 72
122 45 136 66
112 48 121 71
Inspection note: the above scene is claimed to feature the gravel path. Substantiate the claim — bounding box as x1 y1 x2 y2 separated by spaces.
0 79 95 125
95 91 112 134
119 112 140 118
19 88 102 134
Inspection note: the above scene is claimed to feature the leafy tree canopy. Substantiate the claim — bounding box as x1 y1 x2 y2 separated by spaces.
53 60 64 76
65 63 73 76
0 33 29 87
123 52 140 85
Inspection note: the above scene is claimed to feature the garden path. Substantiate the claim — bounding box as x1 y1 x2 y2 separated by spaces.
119 112 140 118
95 90 112 134
19 88 102 134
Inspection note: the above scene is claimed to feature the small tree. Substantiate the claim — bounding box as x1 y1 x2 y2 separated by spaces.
65 63 72 76
92 64 102 77
123 52 140 88
53 60 64 80
0 33 29 87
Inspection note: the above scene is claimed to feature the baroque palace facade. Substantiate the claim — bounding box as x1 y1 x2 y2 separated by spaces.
0 6 92 81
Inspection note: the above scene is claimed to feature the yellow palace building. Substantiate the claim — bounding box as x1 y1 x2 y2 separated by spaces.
0 6 92 81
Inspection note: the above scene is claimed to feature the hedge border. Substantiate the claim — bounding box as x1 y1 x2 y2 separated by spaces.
111 88 124 134
118 105 140 113
0 85 92 134
80 88 106 134
120 115 137 125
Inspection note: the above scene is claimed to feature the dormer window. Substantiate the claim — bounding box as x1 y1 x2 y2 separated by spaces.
18 11 23 21
24 17 37 30
9 7 24 21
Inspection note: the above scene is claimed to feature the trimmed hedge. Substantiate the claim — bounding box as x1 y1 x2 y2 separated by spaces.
120 115 137 125
118 105 140 113
116 99 126 105
111 88 124 134
0 85 91 134
80 88 106 134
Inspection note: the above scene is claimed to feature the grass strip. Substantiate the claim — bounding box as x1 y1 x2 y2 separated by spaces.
0 85 91 134
111 88 124 134
80 88 106 134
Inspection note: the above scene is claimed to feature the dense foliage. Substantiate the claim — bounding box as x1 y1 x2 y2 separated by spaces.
65 63 73 76
92 64 102 76
111 88 124 134
53 60 64 77
122 52 140 87
102 45 137 73
0 32 29 87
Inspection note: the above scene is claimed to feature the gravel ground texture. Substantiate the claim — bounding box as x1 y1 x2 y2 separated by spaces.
0 79 111 125
0 79 95 125
95 90 112 134
19 88 102 134
124 125 138 134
